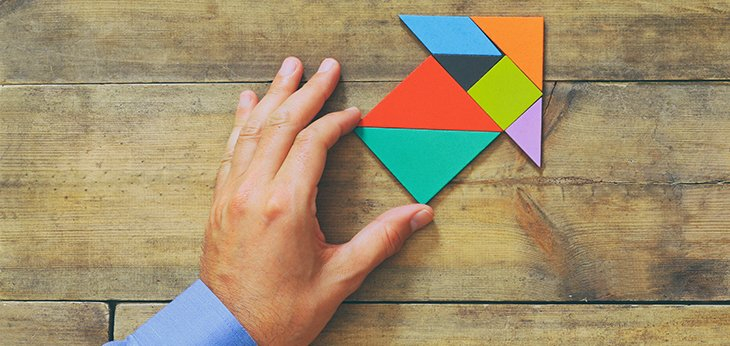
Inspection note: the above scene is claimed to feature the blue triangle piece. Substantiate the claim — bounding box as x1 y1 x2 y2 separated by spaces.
400 15 502 56
355 127 500 203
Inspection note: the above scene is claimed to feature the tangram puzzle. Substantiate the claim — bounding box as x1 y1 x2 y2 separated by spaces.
356 15 544 203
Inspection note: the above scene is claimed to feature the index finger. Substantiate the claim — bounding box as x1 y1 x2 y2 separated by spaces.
276 107 362 193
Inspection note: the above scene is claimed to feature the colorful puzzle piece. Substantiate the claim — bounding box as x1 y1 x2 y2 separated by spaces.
359 56 501 132
433 54 503 90
355 127 499 203
505 98 542 167
467 56 542 130
471 16 544 90
357 15 544 203
399 15 502 56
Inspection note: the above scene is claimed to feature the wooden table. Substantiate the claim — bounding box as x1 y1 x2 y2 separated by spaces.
1 1 729 344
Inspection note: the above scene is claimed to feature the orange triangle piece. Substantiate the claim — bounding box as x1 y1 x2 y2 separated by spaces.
471 17 544 90
360 56 501 132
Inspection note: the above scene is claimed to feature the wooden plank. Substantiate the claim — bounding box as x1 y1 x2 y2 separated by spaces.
0 301 109 345
114 304 163 342
114 303 730 345
1 82 729 301
1 1 728 83
1 82 728 183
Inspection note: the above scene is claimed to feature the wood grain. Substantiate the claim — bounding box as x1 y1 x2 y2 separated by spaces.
114 304 163 341
0 301 109 345
1 1 728 83
1 82 728 301
114 303 730 345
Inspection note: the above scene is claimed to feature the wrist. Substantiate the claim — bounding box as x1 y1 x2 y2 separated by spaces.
200 274 270 344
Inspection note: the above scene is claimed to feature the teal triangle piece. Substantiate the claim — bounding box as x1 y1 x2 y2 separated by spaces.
355 127 500 203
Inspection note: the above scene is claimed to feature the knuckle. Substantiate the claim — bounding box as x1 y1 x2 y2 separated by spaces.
262 190 291 221
227 183 255 215
266 108 293 128
294 129 319 148
308 73 334 91
266 83 290 98
220 151 233 164
227 194 250 215
238 124 262 141
306 80 329 97
381 221 404 257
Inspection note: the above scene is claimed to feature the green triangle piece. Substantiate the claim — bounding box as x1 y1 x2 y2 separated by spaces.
355 127 500 203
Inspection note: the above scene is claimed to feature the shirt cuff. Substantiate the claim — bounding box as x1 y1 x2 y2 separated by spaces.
109 279 257 346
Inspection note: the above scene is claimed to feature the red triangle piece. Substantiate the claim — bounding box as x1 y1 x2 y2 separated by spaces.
360 56 501 131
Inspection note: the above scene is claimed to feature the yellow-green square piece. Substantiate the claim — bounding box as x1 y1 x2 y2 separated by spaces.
467 56 542 129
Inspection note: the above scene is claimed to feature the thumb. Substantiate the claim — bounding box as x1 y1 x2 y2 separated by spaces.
341 204 434 277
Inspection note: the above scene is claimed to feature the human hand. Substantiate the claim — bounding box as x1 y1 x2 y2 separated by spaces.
199 57 434 345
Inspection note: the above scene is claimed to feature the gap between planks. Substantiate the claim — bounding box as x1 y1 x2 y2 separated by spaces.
3 80 730 87
2 300 729 305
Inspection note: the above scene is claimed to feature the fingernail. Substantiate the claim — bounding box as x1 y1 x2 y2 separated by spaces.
278 57 298 76
409 209 434 231
238 92 252 107
318 58 337 73
345 106 360 116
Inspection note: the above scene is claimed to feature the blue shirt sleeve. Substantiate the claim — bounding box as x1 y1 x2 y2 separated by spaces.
107 280 257 346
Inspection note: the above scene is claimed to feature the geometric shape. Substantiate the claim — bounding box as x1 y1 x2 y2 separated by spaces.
433 54 503 90
471 17 544 90
505 98 542 167
355 127 500 203
360 56 502 132
399 15 502 56
467 56 542 130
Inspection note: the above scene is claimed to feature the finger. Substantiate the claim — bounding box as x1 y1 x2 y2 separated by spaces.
247 58 341 178
214 91 259 199
229 57 303 179
234 90 259 126
339 205 434 279
223 91 260 166
276 107 361 192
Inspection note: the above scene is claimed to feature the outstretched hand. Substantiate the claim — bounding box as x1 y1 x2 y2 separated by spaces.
199 57 434 345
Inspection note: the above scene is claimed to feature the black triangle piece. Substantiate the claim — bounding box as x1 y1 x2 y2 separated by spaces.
433 54 503 91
